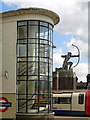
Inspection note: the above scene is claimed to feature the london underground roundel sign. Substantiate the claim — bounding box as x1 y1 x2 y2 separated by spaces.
0 97 12 112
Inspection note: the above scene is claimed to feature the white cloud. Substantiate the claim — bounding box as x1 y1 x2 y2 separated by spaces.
55 2 88 43
67 37 88 58
53 48 63 71
74 63 88 82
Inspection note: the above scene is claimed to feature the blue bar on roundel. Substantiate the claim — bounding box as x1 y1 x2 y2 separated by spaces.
0 102 12 107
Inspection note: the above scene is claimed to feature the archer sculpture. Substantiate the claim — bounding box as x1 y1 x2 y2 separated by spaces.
61 44 80 70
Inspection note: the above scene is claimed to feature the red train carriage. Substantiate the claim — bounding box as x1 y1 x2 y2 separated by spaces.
86 90 90 115
53 90 90 116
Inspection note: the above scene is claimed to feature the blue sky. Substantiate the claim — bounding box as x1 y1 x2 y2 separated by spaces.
1 1 88 82
1 2 18 12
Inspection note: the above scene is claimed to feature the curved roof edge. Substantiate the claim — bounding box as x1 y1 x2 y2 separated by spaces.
2 7 60 25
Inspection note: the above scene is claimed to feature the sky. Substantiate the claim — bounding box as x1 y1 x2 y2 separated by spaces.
0 0 89 82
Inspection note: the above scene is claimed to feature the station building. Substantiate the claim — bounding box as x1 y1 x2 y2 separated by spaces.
0 8 60 119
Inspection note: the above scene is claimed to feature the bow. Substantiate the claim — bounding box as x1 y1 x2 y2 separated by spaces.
72 44 80 69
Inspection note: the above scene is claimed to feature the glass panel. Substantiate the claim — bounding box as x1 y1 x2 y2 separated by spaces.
40 58 48 63
40 45 49 57
28 38 38 44
49 59 52 64
28 57 38 61
49 24 53 29
49 41 52 46
29 21 38 25
40 27 48 39
17 57 27 62
40 62 48 76
49 46 52 59
59 97 71 104
28 100 38 112
39 97 48 111
49 29 53 42
40 76 48 81
49 64 52 76
39 81 48 94
28 81 37 96
40 39 48 45
28 26 38 38
18 21 27 26
49 95 53 111
28 62 38 75
49 77 52 82
18 100 26 113
78 94 84 104
18 26 27 39
28 76 38 81
17 62 27 76
17 94 26 100
40 22 48 27
39 93 48 111
49 81 52 93
28 44 38 56
17 44 26 57
18 39 27 44
17 81 26 94
28 94 38 99
17 76 26 81
53 97 58 104
28 94 38 111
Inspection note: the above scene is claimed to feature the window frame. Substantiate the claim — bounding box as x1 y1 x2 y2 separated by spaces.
16 20 53 113
78 94 84 104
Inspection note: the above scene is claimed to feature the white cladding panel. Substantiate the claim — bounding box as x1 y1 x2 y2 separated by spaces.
2 21 17 93
72 92 85 111
2 14 54 26
53 94 71 97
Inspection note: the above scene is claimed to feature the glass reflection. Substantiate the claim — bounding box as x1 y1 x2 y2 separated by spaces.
17 44 26 57
17 81 26 94
40 27 48 39
49 29 53 42
28 26 38 38
28 44 38 56
18 100 26 113
40 45 49 57
18 26 27 39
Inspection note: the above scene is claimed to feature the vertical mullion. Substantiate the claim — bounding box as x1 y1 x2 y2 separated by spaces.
26 21 28 113
38 21 40 113
48 23 49 113
17 22 19 112
51 28 53 112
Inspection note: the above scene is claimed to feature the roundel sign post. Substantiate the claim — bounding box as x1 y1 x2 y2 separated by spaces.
0 97 12 112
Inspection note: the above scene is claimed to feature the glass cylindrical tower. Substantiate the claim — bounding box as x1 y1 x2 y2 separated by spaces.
16 8 60 114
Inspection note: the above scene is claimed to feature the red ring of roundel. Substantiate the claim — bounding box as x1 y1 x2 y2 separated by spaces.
0 97 8 112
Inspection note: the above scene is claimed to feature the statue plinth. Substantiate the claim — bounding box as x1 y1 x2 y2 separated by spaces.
58 69 76 90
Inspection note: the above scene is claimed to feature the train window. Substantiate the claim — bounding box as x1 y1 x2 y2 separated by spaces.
78 94 84 104
59 97 71 104
53 97 71 104
53 97 58 104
